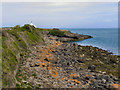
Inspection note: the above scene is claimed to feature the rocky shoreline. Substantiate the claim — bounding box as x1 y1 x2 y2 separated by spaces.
47 30 93 42
15 30 120 89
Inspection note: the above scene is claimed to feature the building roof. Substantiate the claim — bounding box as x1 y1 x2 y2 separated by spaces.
30 21 37 28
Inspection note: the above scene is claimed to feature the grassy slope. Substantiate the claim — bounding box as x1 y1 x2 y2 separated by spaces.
2 25 45 88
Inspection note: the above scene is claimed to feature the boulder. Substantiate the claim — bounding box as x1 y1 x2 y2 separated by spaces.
73 42 78 46
77 59 84 63
35 62 40 66
88 65 96 72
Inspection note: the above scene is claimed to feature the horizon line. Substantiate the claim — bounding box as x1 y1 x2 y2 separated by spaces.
1 26 118 29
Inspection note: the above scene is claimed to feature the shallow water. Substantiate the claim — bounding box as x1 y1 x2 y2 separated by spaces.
60 28 119 55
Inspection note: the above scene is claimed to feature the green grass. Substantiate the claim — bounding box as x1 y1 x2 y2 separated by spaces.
16 83 21 88
26 31 39 43
32 73 37 77
8 30 27 49
2 48 18 77
2 36 7 49
49 29 65 36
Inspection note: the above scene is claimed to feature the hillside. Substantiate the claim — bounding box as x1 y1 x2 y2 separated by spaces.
2 25 45 88
2 25 120 89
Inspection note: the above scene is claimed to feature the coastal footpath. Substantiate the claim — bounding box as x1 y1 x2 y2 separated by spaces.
2 25 120 89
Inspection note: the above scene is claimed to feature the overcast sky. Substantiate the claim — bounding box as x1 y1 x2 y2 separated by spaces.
2 2 118 28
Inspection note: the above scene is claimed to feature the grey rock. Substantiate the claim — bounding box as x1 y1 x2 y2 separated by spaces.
35 62 40 66
102 79 106 84
30 63 35 67
88 65 96 72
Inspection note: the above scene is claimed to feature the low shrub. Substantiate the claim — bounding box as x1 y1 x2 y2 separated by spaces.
49 29 64 36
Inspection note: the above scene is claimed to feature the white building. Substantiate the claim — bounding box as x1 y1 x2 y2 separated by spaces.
30 21 37 28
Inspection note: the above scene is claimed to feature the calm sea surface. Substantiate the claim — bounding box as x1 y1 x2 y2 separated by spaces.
60 28 118 55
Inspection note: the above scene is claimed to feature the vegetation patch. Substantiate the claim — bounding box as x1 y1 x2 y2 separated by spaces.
49 29 65 36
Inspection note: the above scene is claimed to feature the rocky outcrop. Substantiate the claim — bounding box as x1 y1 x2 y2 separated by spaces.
15 32 120 89
47 30 93 42
44 29 92 45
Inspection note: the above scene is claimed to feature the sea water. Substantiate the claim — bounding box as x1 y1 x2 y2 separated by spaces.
60 28 119 55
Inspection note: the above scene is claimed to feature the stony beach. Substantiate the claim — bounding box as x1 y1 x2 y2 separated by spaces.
15 30 120 89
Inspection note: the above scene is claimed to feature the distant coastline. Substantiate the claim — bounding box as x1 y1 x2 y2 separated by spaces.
60 28 118 55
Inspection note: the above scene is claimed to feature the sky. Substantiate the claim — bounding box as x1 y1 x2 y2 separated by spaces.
1 0 119 2
2 2 118 28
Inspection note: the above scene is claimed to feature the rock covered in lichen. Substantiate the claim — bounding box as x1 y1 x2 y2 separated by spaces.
15 30 120 89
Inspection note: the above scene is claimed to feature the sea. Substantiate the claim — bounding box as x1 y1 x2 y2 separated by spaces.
60 28 119 55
